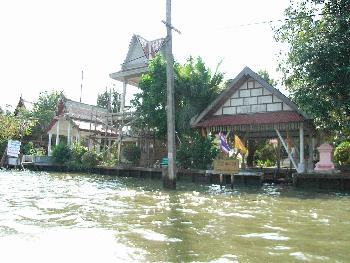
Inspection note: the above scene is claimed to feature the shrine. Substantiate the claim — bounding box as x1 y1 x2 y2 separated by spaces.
191 66 316 173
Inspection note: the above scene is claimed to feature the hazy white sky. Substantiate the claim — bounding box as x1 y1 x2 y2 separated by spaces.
0 0 290 109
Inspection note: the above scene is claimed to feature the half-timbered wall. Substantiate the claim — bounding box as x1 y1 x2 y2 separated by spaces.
214 78 293 116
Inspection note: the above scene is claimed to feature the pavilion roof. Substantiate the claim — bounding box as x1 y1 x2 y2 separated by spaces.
196 111 303 127
191 66 313 136
109 34 165 86
46 96 111 134
63 98 108 123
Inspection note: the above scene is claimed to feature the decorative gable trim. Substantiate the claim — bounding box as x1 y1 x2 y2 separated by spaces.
191 66 311 128
121 35 148 70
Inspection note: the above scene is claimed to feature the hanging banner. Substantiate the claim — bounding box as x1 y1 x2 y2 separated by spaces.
7 140 21 157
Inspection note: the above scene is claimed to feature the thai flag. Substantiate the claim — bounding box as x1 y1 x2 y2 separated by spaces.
219 132 231 154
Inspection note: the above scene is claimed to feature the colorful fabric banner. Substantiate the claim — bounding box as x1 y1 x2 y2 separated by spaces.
219 132 231 154
234 135 248 155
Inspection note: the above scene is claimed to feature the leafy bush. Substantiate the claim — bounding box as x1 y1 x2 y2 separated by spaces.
256 159 275 168
122 144 141 165
254 142 277 167
334 141 350 165
177 132 218 169
66 143 88 170
71 143 88 162
81 151 101 169
52 143 71 164
23 142 46 156
23 141 36 155
34 147 46 156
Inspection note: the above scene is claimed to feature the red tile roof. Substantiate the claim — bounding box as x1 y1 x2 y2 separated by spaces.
196 111 303 127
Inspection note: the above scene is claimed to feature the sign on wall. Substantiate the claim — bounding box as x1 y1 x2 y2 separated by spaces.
7 140 21 157
213 159 239 173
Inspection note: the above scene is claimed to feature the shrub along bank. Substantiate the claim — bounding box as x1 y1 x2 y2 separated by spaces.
51 143 101 171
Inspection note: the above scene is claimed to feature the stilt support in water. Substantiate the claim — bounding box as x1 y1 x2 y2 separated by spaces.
220 174 223 188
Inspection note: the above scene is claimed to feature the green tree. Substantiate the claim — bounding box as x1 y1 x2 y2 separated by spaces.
176 57 224 133
132 55 168 138
274 0 350 137
97 89 121 113
32 90 61 133
0 110 35 143
0 110 36 153
254 141 278 167
132 55 224 138
334 141 350 165
177 131 218 169
257 69 278 87
122 144 141 165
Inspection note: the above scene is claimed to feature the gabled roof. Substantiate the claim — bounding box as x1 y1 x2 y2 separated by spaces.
14 96 34 115
121 35 148 70
121 34 165 70
63 97 108 123
110 34 165 86
191 66 311 128
46 95 110 133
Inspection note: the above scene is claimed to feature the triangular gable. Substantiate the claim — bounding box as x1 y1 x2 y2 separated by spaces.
122 35 148 70
191 66 311 127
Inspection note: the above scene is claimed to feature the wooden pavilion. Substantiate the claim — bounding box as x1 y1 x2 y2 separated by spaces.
191 67 315 173
46 95 119 155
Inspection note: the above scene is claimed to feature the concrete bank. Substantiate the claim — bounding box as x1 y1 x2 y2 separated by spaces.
22 163 350 191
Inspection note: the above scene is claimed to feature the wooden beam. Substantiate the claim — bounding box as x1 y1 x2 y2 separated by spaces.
275 128 300 173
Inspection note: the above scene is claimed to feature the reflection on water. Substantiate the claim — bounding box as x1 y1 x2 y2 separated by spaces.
0 170 349 262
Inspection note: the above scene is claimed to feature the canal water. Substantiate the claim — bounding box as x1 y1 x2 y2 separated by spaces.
0 170 349 263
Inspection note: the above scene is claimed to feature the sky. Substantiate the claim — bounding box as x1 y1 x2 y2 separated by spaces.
0 0 291 110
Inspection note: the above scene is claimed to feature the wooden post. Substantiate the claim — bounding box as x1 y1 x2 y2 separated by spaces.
117 81 127 163
55 119 60 146
308 134 315 172
276 138 281 181
275 128 299 172
230 174 234 189
48 133 52 156
164 0 176 189
67 121 71 146
298 122 305 173
220 173 223 188
89 108 93 151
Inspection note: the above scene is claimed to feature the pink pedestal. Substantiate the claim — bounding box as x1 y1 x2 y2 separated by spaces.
315 143 335 171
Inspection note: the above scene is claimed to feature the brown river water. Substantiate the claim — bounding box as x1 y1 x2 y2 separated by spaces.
0 170 349 262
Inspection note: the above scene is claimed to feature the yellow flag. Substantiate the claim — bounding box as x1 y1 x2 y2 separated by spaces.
234 135 248 155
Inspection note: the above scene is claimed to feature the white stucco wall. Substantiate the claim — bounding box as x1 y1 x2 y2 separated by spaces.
216 80 293 116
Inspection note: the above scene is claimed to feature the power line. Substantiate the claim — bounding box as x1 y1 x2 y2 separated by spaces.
213 12 324 31
120 12 327 65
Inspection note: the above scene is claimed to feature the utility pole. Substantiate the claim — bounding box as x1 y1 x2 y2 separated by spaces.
164 0 176 189
80 70 83 103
